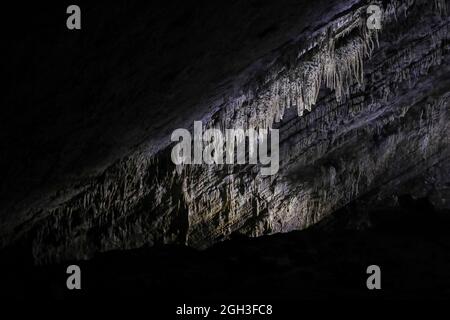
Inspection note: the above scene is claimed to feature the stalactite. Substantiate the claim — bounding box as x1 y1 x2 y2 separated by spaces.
215 4 384 131
435 0 448 16
26 0 450 265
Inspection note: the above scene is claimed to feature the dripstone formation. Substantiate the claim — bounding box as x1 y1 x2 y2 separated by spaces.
1 0 449 265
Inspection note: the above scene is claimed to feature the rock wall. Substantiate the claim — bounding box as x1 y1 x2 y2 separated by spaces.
1 0 449 264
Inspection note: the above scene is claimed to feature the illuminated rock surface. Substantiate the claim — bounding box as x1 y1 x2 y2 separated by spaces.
1 0 449 267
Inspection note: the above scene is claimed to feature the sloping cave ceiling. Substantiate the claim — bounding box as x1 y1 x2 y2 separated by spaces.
1 0 449 270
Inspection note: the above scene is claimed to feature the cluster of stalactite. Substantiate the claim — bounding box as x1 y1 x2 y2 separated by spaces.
212 0 448 131
7 0 449 264
214 4 378 131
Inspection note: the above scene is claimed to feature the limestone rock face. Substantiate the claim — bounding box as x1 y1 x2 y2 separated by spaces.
1 0 449 264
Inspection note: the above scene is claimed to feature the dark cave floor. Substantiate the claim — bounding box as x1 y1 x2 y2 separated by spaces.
1 195 450 300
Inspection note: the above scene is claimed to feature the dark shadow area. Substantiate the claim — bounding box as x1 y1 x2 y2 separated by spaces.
2 195 450 300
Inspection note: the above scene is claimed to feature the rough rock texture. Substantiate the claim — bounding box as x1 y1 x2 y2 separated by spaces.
4 195 450 299
1 0 449 264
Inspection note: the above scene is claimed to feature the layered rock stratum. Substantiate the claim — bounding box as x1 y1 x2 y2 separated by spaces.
1 0 449 264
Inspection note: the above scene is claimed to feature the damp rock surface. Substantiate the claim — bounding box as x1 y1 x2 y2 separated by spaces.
0 0 449 264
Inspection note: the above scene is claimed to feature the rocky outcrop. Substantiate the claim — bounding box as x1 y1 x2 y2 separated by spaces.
1 0 449 264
